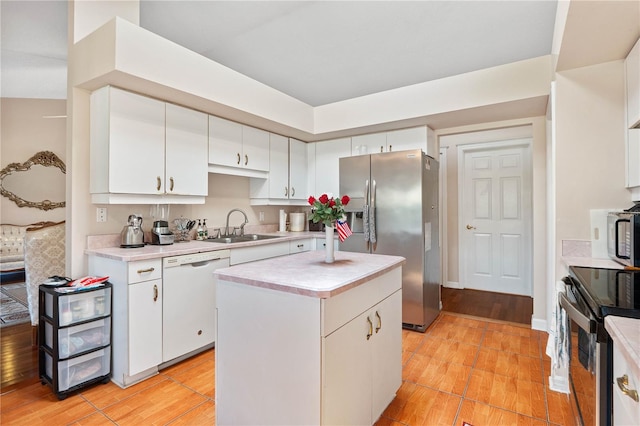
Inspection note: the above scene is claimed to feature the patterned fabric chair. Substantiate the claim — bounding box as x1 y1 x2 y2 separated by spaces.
24 221 65 326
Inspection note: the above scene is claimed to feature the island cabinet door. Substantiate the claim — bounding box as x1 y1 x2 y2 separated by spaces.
371 290 403 421
322 309 373 425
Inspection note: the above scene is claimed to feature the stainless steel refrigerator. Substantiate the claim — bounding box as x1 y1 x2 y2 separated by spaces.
339 149 440 331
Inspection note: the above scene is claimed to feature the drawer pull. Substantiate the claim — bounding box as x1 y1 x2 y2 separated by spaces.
137 267 155 274
366 316 373 340
375 311 382 333
297 244 304 248
617 374 639 402
198 330 202 336
153 284 158 302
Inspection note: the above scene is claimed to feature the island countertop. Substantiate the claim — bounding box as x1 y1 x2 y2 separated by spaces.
214 250 405 298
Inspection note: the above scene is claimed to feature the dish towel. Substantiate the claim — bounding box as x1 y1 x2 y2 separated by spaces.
546 280 569 372
363 205 370 242
368 205 376 244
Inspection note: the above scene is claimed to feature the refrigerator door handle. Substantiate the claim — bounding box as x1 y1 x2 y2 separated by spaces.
364 180 370 247
370 180 377 248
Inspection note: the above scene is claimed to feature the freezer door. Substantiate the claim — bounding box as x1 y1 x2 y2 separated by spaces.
339 155 371 253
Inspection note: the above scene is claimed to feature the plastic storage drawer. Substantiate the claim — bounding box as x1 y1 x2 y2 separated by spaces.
44 287 112 326
45 347 111 392
45 317 111 358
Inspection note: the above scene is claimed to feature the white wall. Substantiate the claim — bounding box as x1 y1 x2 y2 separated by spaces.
1 98 67 224
554 60 630 279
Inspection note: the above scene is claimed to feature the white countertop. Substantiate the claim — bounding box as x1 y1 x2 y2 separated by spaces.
214 250 405 298
605 316 640 379
85 231 324 262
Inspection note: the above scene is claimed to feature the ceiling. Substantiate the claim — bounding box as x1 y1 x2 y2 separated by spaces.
1 1 638 110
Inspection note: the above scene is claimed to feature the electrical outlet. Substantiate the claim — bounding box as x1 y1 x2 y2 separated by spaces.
259 211 265 222
96 207 107 222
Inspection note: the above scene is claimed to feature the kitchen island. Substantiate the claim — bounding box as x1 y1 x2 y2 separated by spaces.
214 250 405 426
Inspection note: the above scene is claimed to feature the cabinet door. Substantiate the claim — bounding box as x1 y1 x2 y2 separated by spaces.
371 290 402 421
387 127 427 153
108 88 165 194
128 279 162 376
322 310 372 425
315 138 351 196
166 104 208 196
353 132 387 155
242 126 270 171
289 138 308 200
268 134 290 200
209 116 243 168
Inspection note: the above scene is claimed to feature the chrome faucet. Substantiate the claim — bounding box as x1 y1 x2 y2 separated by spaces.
225 208 249 236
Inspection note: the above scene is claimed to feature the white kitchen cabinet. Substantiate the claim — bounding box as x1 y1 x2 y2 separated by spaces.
626 38 640 192
165 103 208 196
208 116 270 177
314 137 352 196
290 238 313 253
351 126 437 157
250 136 309 205
88 256 163 387
216 261 402 425
613 339 640 425
90 86 207 204
315 237 339 252
323 290 402 424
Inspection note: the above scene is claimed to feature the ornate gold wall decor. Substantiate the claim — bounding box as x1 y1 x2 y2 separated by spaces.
0 151 66 210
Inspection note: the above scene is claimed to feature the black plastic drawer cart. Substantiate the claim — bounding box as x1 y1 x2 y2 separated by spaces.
38 282 112 399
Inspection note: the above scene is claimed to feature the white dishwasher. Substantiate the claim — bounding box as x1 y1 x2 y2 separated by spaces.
162 250 230 363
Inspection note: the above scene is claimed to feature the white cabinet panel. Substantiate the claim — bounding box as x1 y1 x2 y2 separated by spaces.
626 38 640 190
128 279 162 376
353 132 387 155
165 103 208 196
267 134 290 200
208 116 269 176
242 126 270 172
315 137 351 196
208 115 243 168
289 138 309 200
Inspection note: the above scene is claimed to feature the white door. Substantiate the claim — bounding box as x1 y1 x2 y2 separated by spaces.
459 141 532 296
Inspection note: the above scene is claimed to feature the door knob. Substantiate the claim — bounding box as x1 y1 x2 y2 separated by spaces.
466 224 476 230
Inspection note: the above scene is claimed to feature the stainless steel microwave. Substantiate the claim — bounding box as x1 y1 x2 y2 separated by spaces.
607 211 640 267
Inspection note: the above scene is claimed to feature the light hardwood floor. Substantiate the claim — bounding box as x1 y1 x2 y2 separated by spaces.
0 312 572 426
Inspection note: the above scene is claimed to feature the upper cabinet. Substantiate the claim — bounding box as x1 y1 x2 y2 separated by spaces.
208 116 270 178
626 38 640 195
351 126 437 157
314 137 352 196
250 136 309 205
90 86 207 204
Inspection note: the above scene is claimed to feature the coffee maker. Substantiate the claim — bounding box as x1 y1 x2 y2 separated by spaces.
121 215 145 248
150 220 174 245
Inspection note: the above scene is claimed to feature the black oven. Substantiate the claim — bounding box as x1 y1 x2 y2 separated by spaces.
561 266 640 426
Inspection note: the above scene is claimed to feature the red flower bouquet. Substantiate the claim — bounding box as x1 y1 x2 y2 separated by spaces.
308 194 350 227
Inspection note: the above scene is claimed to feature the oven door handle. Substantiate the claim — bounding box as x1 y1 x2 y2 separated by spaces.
559 292 596 333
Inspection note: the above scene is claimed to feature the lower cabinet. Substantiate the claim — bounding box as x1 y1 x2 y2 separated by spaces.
613 342 640 425
128 278 162 376
323 290 402 424
216 266 402 425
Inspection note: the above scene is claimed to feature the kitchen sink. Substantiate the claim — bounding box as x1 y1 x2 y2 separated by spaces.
205 234 282 244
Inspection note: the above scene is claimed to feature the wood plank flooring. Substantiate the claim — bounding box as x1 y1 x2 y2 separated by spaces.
1 286 534 391
0 312 572 425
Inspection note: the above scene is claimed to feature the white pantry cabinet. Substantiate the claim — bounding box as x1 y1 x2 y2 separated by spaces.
208 116 270 177
352 126 437 157
88 257 163 388
90 86 207 204
314 137 352 196
250 136 309 205
626 38 640 193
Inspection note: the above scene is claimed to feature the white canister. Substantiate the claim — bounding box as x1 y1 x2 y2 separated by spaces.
290 213 305 232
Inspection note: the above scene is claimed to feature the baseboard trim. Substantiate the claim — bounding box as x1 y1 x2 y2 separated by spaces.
444 281 462 289
531 317 547 332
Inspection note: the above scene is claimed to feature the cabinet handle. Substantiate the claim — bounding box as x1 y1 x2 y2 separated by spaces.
375 311 382 333
291 187 295 196
285 187 288 197
366 316 373 340
137 267 155 274
197 330 202 336
617 374 639 402
169 177 174 192
237 153 241 165
389 145 392 152
245 154 248 166
297 244 304 248
153 284 158 302
156 176 161 191
380 146 384 153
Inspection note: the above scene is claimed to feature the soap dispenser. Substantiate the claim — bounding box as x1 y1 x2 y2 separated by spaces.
202 219 208 239
196 220 204 241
